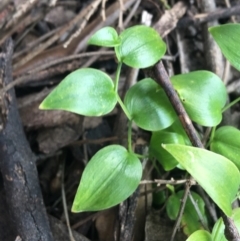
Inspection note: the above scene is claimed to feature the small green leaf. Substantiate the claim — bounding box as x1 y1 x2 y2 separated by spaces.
115 25 166 68
152 188 166 207
163 144 240 216
211 126 240 170
209 24 240 71
88 26 121 47
171 71 227 126
167 191 208 236
124 78 177 131
166 193 180 219
72 145 142 212
212 208 240 241
150 131 185 170
211 218 226 241
187 230 212 241
40 68 117 116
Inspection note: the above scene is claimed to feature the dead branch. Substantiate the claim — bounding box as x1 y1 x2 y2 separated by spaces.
0 39 54 241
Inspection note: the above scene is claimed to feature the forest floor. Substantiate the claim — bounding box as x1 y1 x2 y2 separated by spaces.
1 0 240 241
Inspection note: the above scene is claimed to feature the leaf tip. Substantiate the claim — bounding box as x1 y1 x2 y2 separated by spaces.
208 26 214 33
39 99 50 110
39 102 45 110
71 204 81 213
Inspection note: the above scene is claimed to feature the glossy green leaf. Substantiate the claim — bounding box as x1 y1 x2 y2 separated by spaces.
167 191 208 236
40 68 117 116
88 26 121 47
124 78 177 131
171 71 227 126
211 126 240 170
212 208 240 241
209 24 240 71
163 144 240 216
187 230 212 241
72 145 142 212
115 25 166 68
165 119 191 146
150 131 185 170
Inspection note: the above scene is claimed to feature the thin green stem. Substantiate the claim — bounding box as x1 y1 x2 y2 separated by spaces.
135 154 149 158
207 126 216 148
128 120 133 153
222 96 240 113
116 94 132 120
114 62 122 92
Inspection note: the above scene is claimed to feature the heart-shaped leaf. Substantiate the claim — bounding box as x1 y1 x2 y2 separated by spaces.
88 26 121 47
167 191 208 236
115 25 166 68
150 131 185 170
211 126 240 170
171 71 227 126
124 78 177 131
40 68 117 116
163 144 240 216
72 145 142 212
187 230 212 241
209 24 240 71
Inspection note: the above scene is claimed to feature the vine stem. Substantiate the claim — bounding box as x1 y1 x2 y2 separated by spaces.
128 120 133 153
114 61 134 153
114 62 123 92
222 96 240 113
116 94 132 120
207 126 216 148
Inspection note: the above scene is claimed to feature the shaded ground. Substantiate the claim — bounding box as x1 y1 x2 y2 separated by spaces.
1 0 240 241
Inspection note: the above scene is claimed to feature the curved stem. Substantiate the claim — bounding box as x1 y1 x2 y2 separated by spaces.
114 62 123 92
206 125 216 148
116 94 132 120
222 96 240 113
128 120 133 153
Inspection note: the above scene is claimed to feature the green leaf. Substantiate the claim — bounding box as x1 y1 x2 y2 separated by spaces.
88 26 121 47
211 218 226 241
171 71 227 126
40 68 117 116
152 188 166 207
163 144 240 216
187 230 212 241
72 145 142 212
212 208 240 241
115 25 166 68
150 131 185 170
209 24 240 71
124 78 177 131
166 192 181 219
211 126 240 170
165 119 191 146
167 191 208 236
